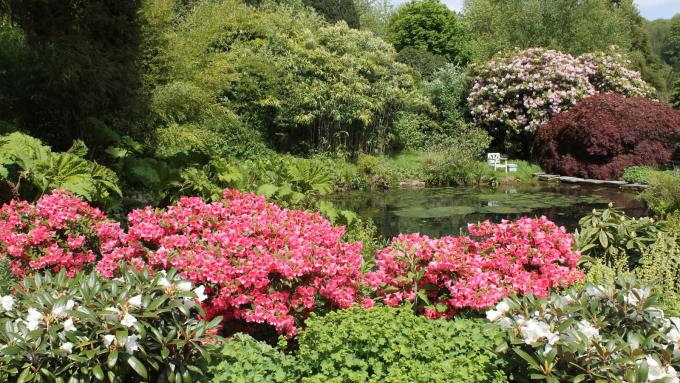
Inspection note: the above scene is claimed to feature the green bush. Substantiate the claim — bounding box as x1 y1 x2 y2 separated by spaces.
422 127 492 186
620 165 662 184
575 204 666 267
672 78 680 108
0 268 220 383
297 306 509 383
489 277 680 382
206 333 297 383
638 170 680 216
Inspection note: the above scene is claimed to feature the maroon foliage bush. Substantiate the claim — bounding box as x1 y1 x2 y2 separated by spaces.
535 93 680 180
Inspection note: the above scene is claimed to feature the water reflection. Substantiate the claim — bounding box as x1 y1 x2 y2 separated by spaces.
327 184 648 239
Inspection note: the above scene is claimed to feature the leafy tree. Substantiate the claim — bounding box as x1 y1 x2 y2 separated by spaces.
388 0 471 64
663 14 680 70
2 0 145 150
302 0 360 28
354 0 393 38
155 0 429 155
464 0 642 61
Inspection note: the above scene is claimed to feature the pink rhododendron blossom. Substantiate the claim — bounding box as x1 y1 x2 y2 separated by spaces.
367 216 583 319
0 191 125 277
99 189 365 337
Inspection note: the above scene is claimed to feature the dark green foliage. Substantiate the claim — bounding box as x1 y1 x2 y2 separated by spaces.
663 14 680 70
395 46 447 81
3 0 145 150
673 78 680 108
207 334 297 383
302 0 360 28
297 305 509 383
388 0 471 64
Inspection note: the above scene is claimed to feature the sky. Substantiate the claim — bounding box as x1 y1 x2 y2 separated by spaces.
390 0 680 20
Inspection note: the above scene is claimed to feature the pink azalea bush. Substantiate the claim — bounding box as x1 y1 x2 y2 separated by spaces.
98 189 366 337
468 47 654 140
0 191 125 277
366 216 583 319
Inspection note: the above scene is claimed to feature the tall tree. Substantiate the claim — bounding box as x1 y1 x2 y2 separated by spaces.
663 14 680 70
388 0 471 64
302 0 360 28
3 0 144 149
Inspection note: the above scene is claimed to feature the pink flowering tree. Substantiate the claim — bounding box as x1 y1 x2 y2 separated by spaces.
468 47 654 153
578 49 656 98
366 216 583 319
99 189 367 337
0 191 125 278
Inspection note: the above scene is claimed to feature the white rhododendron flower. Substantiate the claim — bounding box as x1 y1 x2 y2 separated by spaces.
158 277 171 288
520 319 559 346
486 301 510 322
26 308 43 330
176 281 192 292
576 320 600 341
122 335 140 354
640 356 680 383
1 295 14 311
52 300 74 318
121 313 137 328
194 286 207 302
102 334 116 347
128 295 142 308
62 318 76 332
60 342 74 354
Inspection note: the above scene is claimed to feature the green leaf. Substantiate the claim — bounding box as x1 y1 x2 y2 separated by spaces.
127 356 148 379
256 184 279 198
107 349 118 369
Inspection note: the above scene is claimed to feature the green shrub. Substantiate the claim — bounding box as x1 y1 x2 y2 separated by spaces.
621 165 661 184
0 268 220 383
489 277 680 382
206 333 297 383
638 170 680 216
422 128 491 186
575 204 666 267
297 306 509 383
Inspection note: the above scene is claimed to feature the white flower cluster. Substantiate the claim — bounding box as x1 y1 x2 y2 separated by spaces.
0 277 208 358
486 284 680 382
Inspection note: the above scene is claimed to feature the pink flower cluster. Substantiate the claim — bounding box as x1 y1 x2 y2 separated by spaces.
98 189 366 337
366 216 583 319
0 191 125 277
468 47 654 138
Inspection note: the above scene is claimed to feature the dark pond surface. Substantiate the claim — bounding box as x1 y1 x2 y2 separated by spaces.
328 184 648 239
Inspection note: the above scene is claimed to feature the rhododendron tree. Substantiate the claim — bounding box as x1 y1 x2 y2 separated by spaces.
0 191 125 278
99 189 366 337
579 50 656 98
366 216 583 319
468 47 654 152
468 48 595 137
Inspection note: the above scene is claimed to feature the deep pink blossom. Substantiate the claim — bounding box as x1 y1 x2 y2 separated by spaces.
366 216 583 318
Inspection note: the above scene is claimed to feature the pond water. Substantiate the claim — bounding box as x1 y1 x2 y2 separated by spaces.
328 184 648 239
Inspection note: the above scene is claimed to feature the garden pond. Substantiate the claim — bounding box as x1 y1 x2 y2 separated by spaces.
328 184 648 238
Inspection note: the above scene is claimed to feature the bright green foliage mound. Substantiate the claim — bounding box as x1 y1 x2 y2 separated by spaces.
296 306 509 383
207 334 297 383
